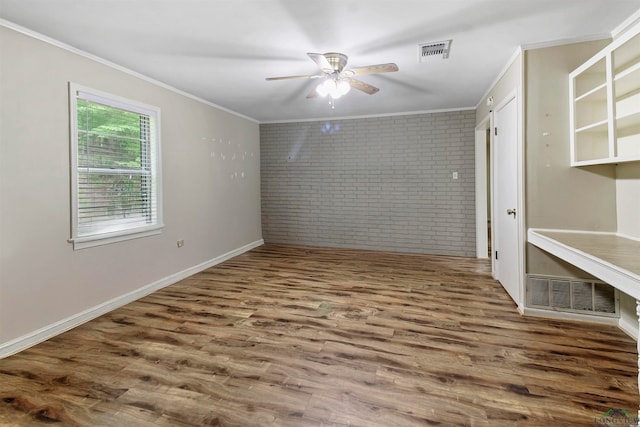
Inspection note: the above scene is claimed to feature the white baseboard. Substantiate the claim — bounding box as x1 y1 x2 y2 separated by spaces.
524 306 638 341
0 239 264 359
523 306 620 326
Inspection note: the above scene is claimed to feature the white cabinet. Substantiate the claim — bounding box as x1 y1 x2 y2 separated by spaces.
570 22 640 166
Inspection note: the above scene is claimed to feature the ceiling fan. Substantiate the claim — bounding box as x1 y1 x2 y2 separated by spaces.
266 52 399 101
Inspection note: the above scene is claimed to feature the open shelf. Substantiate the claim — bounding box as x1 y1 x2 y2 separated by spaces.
617 111 640 129
575 119 608 133
615 62 640 97
576 82 607 102
574 57 607 98
615 88 640 158
574 131 610 162
614 30 640 75
570 21 640 166
574 87 608 130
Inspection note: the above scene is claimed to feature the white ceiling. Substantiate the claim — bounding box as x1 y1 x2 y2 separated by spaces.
1 0 639 122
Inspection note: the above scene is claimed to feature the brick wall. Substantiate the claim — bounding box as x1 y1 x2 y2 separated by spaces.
260 110 477 256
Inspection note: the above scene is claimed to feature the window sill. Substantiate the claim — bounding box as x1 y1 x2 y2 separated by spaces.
69 224 164 250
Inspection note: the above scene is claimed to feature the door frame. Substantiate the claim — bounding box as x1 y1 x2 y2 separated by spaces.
474 115 490 259
490 88 526 312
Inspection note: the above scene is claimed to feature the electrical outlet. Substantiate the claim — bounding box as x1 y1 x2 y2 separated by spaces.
452 171 458 180
177 239 184 248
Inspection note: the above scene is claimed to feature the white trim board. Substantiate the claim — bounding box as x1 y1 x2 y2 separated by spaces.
520 33 610 51
523 306 620 327
523 306 637 341
619 314 640 342
475 47 522 110
260 106 475 125
474 116 490 259
612 7 640 39
0 239 264 359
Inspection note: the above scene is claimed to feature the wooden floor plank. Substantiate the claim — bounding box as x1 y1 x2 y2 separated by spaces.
0 244 637 426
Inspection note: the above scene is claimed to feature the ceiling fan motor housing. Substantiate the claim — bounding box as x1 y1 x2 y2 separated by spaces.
266 52 398 99
324 52 348 73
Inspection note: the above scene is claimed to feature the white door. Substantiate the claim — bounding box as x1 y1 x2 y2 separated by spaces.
493 95 520 304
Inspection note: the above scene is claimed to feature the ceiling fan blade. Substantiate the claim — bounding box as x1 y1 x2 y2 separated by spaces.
307 52 333 73
348 79 380 95
306 87 320 99
344 63 399 77
266 74 323 81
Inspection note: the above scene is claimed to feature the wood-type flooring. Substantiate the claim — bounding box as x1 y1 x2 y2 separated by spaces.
0 244 637 426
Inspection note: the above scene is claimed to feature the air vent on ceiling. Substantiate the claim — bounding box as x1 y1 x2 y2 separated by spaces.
419 40 452 61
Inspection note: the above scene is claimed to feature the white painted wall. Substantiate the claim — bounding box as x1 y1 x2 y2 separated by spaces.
477 39 640 337
0 26 262 352
526 42 619 232
524 40 616 273
616 163 640 239
615 161 640 340
522 39 640 340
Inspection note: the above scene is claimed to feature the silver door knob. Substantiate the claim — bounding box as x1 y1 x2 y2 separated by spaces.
507 208 516 217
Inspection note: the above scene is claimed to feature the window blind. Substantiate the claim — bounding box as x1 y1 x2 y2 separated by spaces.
70 84 162 247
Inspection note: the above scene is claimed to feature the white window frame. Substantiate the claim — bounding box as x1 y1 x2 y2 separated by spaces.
68 82 163 250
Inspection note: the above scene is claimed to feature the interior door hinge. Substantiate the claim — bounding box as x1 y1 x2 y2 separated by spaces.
495 250 498 260
494 127 498 136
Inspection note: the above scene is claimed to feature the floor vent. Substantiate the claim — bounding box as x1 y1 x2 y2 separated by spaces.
418 40 452 61
527 275 619 317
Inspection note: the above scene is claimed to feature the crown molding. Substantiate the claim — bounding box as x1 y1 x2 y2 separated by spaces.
0 18 259 124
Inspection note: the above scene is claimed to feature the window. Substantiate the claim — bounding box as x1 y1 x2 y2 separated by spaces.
69 83 162 249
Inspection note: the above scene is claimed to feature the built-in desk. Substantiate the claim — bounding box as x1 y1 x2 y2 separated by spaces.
528 229 640 300
528 228 640 416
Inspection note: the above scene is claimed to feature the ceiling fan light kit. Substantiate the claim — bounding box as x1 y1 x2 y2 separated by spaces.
266 52 398 106
316 79 351 99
